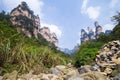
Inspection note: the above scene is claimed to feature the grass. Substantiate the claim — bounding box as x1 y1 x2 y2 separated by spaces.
0 21 72 75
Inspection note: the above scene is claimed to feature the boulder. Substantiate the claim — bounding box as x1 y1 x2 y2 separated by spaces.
55 65 66 71
113 73 120 80
78 65 92 74
50 64 79 80
80 71 108 80
50 68 62 76
18 72 63 80
68 76 84 80
38 73 63 80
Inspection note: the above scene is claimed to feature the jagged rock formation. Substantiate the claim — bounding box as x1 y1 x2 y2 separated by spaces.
87 27 95 40
10 2 58 46
94 21 103 38
81 29 89 43
39 27 58 46
95 40 120 76
10 1 40 38
81 22 102 43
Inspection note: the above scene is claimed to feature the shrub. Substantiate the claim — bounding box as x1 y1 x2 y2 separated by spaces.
74 41 104 67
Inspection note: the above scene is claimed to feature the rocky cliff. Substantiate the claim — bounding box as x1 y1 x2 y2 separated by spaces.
10 1 40 38
39 27 58 46
81 22 103 43
10 2 58 46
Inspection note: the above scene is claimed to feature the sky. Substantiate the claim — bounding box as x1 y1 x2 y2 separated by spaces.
0 0 120 49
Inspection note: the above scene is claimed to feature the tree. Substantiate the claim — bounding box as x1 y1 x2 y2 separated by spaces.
111 12 120 40
112 11 120 25
112 25 120 40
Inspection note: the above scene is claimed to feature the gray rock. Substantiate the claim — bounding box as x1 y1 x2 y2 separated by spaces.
93 64 100 71
113 73 120 80
68 76 84 80
50 68 62 76
56 65 66 71
78 65 92 74
80 71 108 80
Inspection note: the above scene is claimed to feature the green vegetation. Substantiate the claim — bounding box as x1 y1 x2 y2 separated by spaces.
0 12 71 75
74 41 104 67
74 12 120 67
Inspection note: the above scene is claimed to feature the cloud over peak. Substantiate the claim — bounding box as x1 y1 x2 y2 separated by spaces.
86 6 100 20
41 23 62 38
81 0 100 20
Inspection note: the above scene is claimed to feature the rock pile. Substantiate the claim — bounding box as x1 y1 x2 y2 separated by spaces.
95 40 120 75
0 64 108 80
78 65 108 80
50 64 108 80
0 70 63 80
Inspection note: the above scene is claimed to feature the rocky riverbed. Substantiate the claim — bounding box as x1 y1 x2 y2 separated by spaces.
1 40 120 80
0 64 109 80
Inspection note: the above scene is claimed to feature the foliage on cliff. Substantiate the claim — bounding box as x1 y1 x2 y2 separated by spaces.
0 11 71 75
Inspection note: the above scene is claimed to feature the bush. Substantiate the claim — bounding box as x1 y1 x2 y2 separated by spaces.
74 41 104 67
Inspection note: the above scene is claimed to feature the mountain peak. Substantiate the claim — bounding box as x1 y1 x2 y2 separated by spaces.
10 2 58 46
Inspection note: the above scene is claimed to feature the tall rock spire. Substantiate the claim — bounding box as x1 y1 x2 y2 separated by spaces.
94 21 103 38
10 2 41 38
81 29 89 43
80 21 103 43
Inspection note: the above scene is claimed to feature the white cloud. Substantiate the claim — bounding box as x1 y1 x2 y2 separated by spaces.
86 6 100 20
81 0 100 20
109 0 119 8
103 24 114 32
41 23 62 38
1 0 44 17
81 0 88 13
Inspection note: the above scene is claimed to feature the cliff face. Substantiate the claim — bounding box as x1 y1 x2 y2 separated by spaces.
81 22 103 43
39 27 58 46
94 21 103 39
81 29 89 43
10 2 58 46
10 1 40 38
